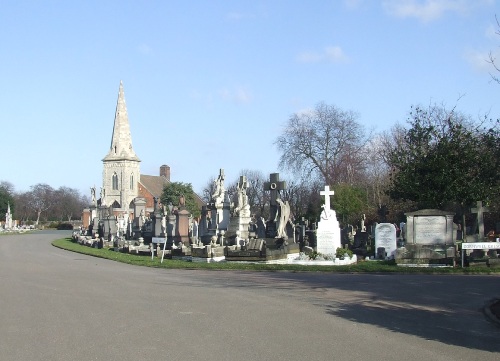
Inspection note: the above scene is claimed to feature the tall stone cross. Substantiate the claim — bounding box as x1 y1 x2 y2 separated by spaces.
264 173 286 207
471 201 490 238
264 173 286 221
320 186 335 210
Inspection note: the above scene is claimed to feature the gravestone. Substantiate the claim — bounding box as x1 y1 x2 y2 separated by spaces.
133 197 147 238
396 209 455 266
316 186 341 256
226 175 252 244
176 208 190 246
263 173 286 238
471 201 490 239
199 206 210 243
377 205 389 223
375 223 397 258
256 217 266 239
405 210 454 245
208 169 231 233
4 202 12 230
352 216 368 257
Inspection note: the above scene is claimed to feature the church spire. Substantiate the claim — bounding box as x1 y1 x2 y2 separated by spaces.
103 81 140 162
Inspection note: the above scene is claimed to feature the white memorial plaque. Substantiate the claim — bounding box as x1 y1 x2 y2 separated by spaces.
414 216 446 244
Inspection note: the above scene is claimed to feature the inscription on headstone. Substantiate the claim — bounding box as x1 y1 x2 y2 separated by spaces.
375 223 397 258
414 216 446 244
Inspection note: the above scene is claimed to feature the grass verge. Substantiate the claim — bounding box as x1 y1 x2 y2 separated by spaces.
52 237 500 274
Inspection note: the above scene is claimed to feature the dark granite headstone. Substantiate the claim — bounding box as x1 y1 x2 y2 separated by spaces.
377 247 386 259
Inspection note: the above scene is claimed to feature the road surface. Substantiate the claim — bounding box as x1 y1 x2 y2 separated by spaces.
1 231 499 360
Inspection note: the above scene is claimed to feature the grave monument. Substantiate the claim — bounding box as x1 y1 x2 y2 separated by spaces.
316 186 341 256
395 209 455 266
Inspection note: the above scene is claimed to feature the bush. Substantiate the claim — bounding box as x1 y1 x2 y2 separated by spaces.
56 223 74 230
336 247 353 259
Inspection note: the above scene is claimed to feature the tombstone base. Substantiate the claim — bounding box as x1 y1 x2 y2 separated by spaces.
395 244 455 266
225 239 300 262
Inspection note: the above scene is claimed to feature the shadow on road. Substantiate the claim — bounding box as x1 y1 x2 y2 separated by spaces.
188 271 500 353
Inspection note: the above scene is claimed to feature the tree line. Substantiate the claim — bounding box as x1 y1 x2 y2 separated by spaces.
0 182 89 225
184 101 499 230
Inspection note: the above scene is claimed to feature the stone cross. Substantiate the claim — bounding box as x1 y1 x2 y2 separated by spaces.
264 173 286 207
264 173 286 227
320 186 335 210
471 201 490 238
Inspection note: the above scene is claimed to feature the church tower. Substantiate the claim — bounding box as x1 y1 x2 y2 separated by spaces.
102 81 141 210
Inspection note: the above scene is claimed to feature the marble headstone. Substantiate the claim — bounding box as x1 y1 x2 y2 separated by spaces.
316 186 341 256
375 223 397 258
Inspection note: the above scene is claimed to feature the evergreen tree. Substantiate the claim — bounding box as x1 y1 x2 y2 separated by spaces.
161 182 200 218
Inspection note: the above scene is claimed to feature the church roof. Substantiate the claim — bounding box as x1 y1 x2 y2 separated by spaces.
140 174 169 199
139 174 205 208
103 81 140 162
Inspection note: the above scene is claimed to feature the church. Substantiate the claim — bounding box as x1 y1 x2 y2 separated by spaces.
82 81 202 228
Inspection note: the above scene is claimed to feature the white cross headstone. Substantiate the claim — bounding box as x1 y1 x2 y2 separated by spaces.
316 185 341 256
320 186 335 211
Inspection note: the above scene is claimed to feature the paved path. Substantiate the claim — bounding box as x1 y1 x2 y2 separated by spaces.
1 231 499 361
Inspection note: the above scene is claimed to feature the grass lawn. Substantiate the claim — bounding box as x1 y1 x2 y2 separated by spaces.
52 237 500 274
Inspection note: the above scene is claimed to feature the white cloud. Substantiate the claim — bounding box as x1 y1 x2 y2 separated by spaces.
296 108 315 117
464 48 500 73
219 86 253 104
325 46 349 63
382 0 493 23
297 45 349 64
485 23 499 39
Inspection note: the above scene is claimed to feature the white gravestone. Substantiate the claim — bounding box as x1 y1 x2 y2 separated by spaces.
375 223 397 258
316 186 341 256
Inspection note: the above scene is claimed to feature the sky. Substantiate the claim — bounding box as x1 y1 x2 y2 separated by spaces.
1 0 499 198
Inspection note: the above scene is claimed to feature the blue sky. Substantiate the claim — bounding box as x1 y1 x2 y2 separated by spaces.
1 0 499 198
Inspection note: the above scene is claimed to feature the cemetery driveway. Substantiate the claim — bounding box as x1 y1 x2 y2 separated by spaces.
1 231 499 361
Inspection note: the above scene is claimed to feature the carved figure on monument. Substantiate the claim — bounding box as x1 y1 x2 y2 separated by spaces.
320 204 336 220
90 186 96 205
140 209 146 225
100 187 106 206
211 169 225 201
360 214 366 232
161 214 167 234
179 194 185 207
234 175 250 215
275 198 291 239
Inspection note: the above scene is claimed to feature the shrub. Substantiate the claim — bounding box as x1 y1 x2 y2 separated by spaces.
336 247 353 259
57 223 74 230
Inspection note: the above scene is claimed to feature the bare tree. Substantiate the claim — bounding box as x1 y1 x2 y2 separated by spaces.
237 169 267 217
52 186 87 221
0 181 15 220
13 192 32 223
488 15 500 84
201 176 216 204
275 102 370 186
27 183 55 225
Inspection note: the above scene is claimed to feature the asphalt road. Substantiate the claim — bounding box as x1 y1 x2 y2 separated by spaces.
1 231 499 361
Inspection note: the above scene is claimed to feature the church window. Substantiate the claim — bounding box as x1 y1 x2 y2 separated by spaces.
130 174 134 190
112 173 118 190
